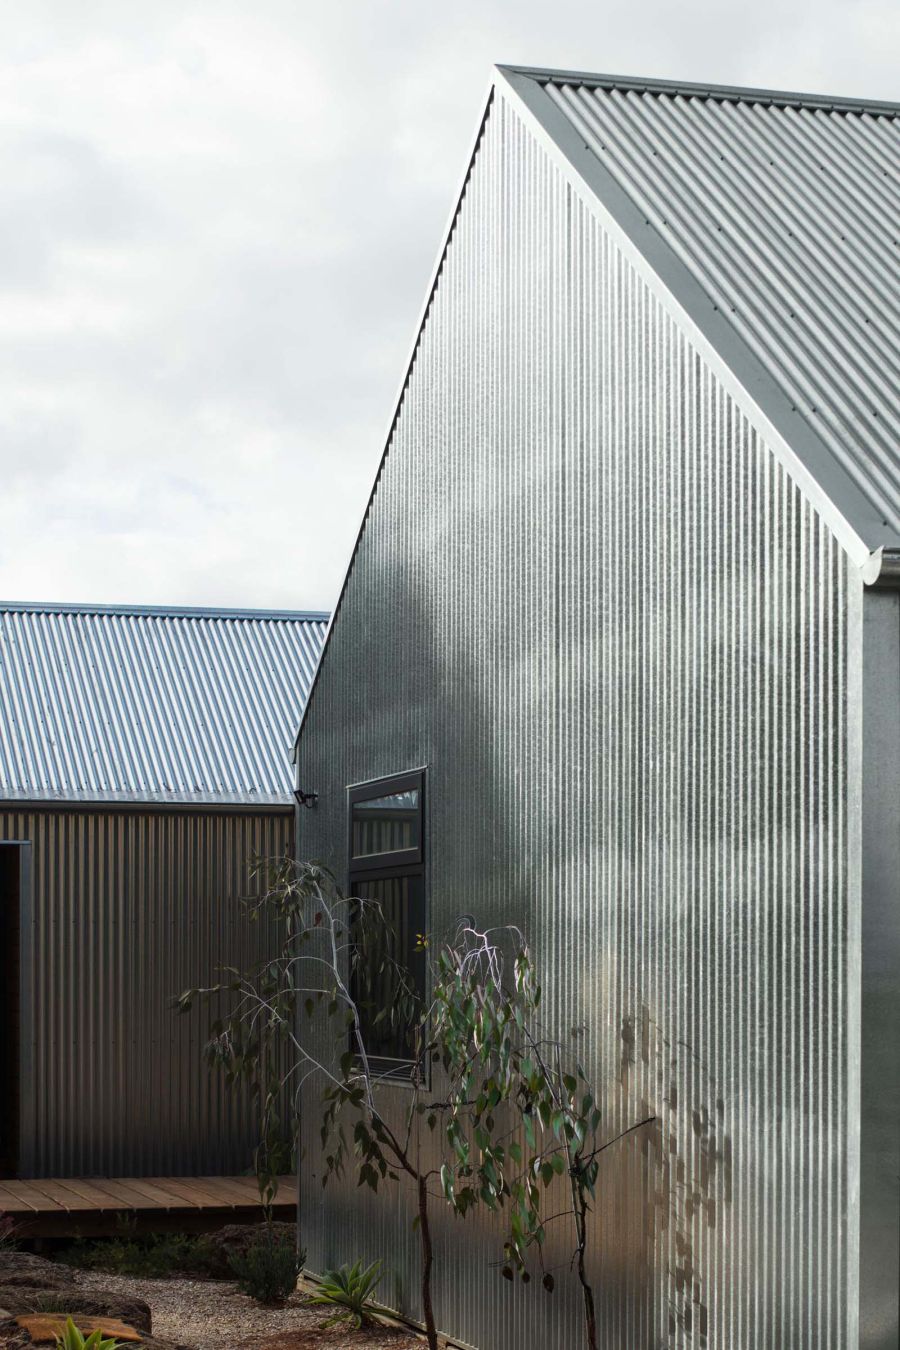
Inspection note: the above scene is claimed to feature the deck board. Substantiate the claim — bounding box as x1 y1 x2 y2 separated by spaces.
108 1179 194 1210
48 1179 124 1211
87 1178 171 1211
0 1181 65 1213
0 1176 296 1236
152 1178 236 1210
197 1177 271 1207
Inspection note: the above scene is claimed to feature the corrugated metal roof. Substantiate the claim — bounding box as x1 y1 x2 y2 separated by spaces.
506 67 900 548
0 601 327 805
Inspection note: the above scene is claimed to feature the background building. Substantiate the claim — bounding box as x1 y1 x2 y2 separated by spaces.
294 67 900 1350
0 599 326 1179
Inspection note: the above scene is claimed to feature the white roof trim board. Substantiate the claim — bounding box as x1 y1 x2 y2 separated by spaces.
295 65 900 746
0 601 328 807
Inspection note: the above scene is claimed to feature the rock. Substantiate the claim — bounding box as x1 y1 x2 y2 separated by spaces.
0 1290 151 1334
0 1314 29 1349
0 1293 45 1317
0 1312 180 1349
202 1221 296 1278
14 1314 143 1344
0 1255 75 1290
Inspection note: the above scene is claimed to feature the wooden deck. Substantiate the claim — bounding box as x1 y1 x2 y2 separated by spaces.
0 1175 296 1237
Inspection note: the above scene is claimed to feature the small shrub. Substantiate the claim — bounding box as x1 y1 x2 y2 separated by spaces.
227 1224 302 1304
0 1211 17 1250
54 1317 124 1350
307 1259 384 1329
57 1230 219 1279
29 1292 73 1313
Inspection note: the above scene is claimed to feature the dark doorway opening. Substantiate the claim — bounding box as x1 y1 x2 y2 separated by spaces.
0 844 22 1178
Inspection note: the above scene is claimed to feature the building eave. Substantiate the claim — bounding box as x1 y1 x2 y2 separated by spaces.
0 789 294 815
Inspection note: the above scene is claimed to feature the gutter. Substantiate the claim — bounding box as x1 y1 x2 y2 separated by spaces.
863 548 900 589
0 796 293 817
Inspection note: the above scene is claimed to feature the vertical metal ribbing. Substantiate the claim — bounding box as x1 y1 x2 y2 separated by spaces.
297 96 854 1350
0 806 291 1177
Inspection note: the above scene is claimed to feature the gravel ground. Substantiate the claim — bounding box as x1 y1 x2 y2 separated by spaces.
68 1268 422 1350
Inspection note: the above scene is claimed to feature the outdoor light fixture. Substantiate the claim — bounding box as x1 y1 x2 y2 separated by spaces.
294 787 318 809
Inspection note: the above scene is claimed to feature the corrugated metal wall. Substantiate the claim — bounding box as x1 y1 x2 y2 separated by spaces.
1 806 290 1177
296 94 859 1349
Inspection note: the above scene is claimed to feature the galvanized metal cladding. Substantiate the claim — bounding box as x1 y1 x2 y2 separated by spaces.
538 74 900 537
0 603 327 805
296 87 859 1349
4 806 290 1177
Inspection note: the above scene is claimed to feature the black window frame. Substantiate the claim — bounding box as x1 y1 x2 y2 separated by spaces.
348 769 424 874
347 768 426 1083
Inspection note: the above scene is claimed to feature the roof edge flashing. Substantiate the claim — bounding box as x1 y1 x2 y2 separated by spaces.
0 791 294 814
0 600 330 622
496 64 900 117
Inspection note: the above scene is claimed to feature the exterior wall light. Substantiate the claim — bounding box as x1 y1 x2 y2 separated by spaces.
294 787 319 809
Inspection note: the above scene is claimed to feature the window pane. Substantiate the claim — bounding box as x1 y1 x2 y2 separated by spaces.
352 874 425 1069
351 789 420 860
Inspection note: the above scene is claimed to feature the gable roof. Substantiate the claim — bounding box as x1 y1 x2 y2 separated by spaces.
296 66 900 745
500 66 900 562
0 601 327 808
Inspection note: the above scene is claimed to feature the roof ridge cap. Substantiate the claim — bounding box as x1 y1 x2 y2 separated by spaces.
498 65 900 117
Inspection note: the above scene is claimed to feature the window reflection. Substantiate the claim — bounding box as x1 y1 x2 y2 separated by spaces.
352 874 425 1069
351 789 420 859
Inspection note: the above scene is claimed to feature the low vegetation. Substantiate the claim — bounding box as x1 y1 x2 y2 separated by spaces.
53 1317 124 1350
227 1225 303 1304
182 857 656 1349
306 1259 385 1329
60 1226 221 1281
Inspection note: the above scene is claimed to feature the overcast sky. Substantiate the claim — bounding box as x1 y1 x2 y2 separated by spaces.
0 1 896 612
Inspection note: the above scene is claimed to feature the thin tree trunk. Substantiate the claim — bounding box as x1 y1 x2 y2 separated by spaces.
567 1169 597 1350
574 1201 598 1350
417 1175 438 1350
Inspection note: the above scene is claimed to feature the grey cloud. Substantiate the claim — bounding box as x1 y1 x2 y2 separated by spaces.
0 0 896 609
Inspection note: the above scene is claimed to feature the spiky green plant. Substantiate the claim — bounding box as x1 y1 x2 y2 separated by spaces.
53 1318 124 1350
307 1258 385 1328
